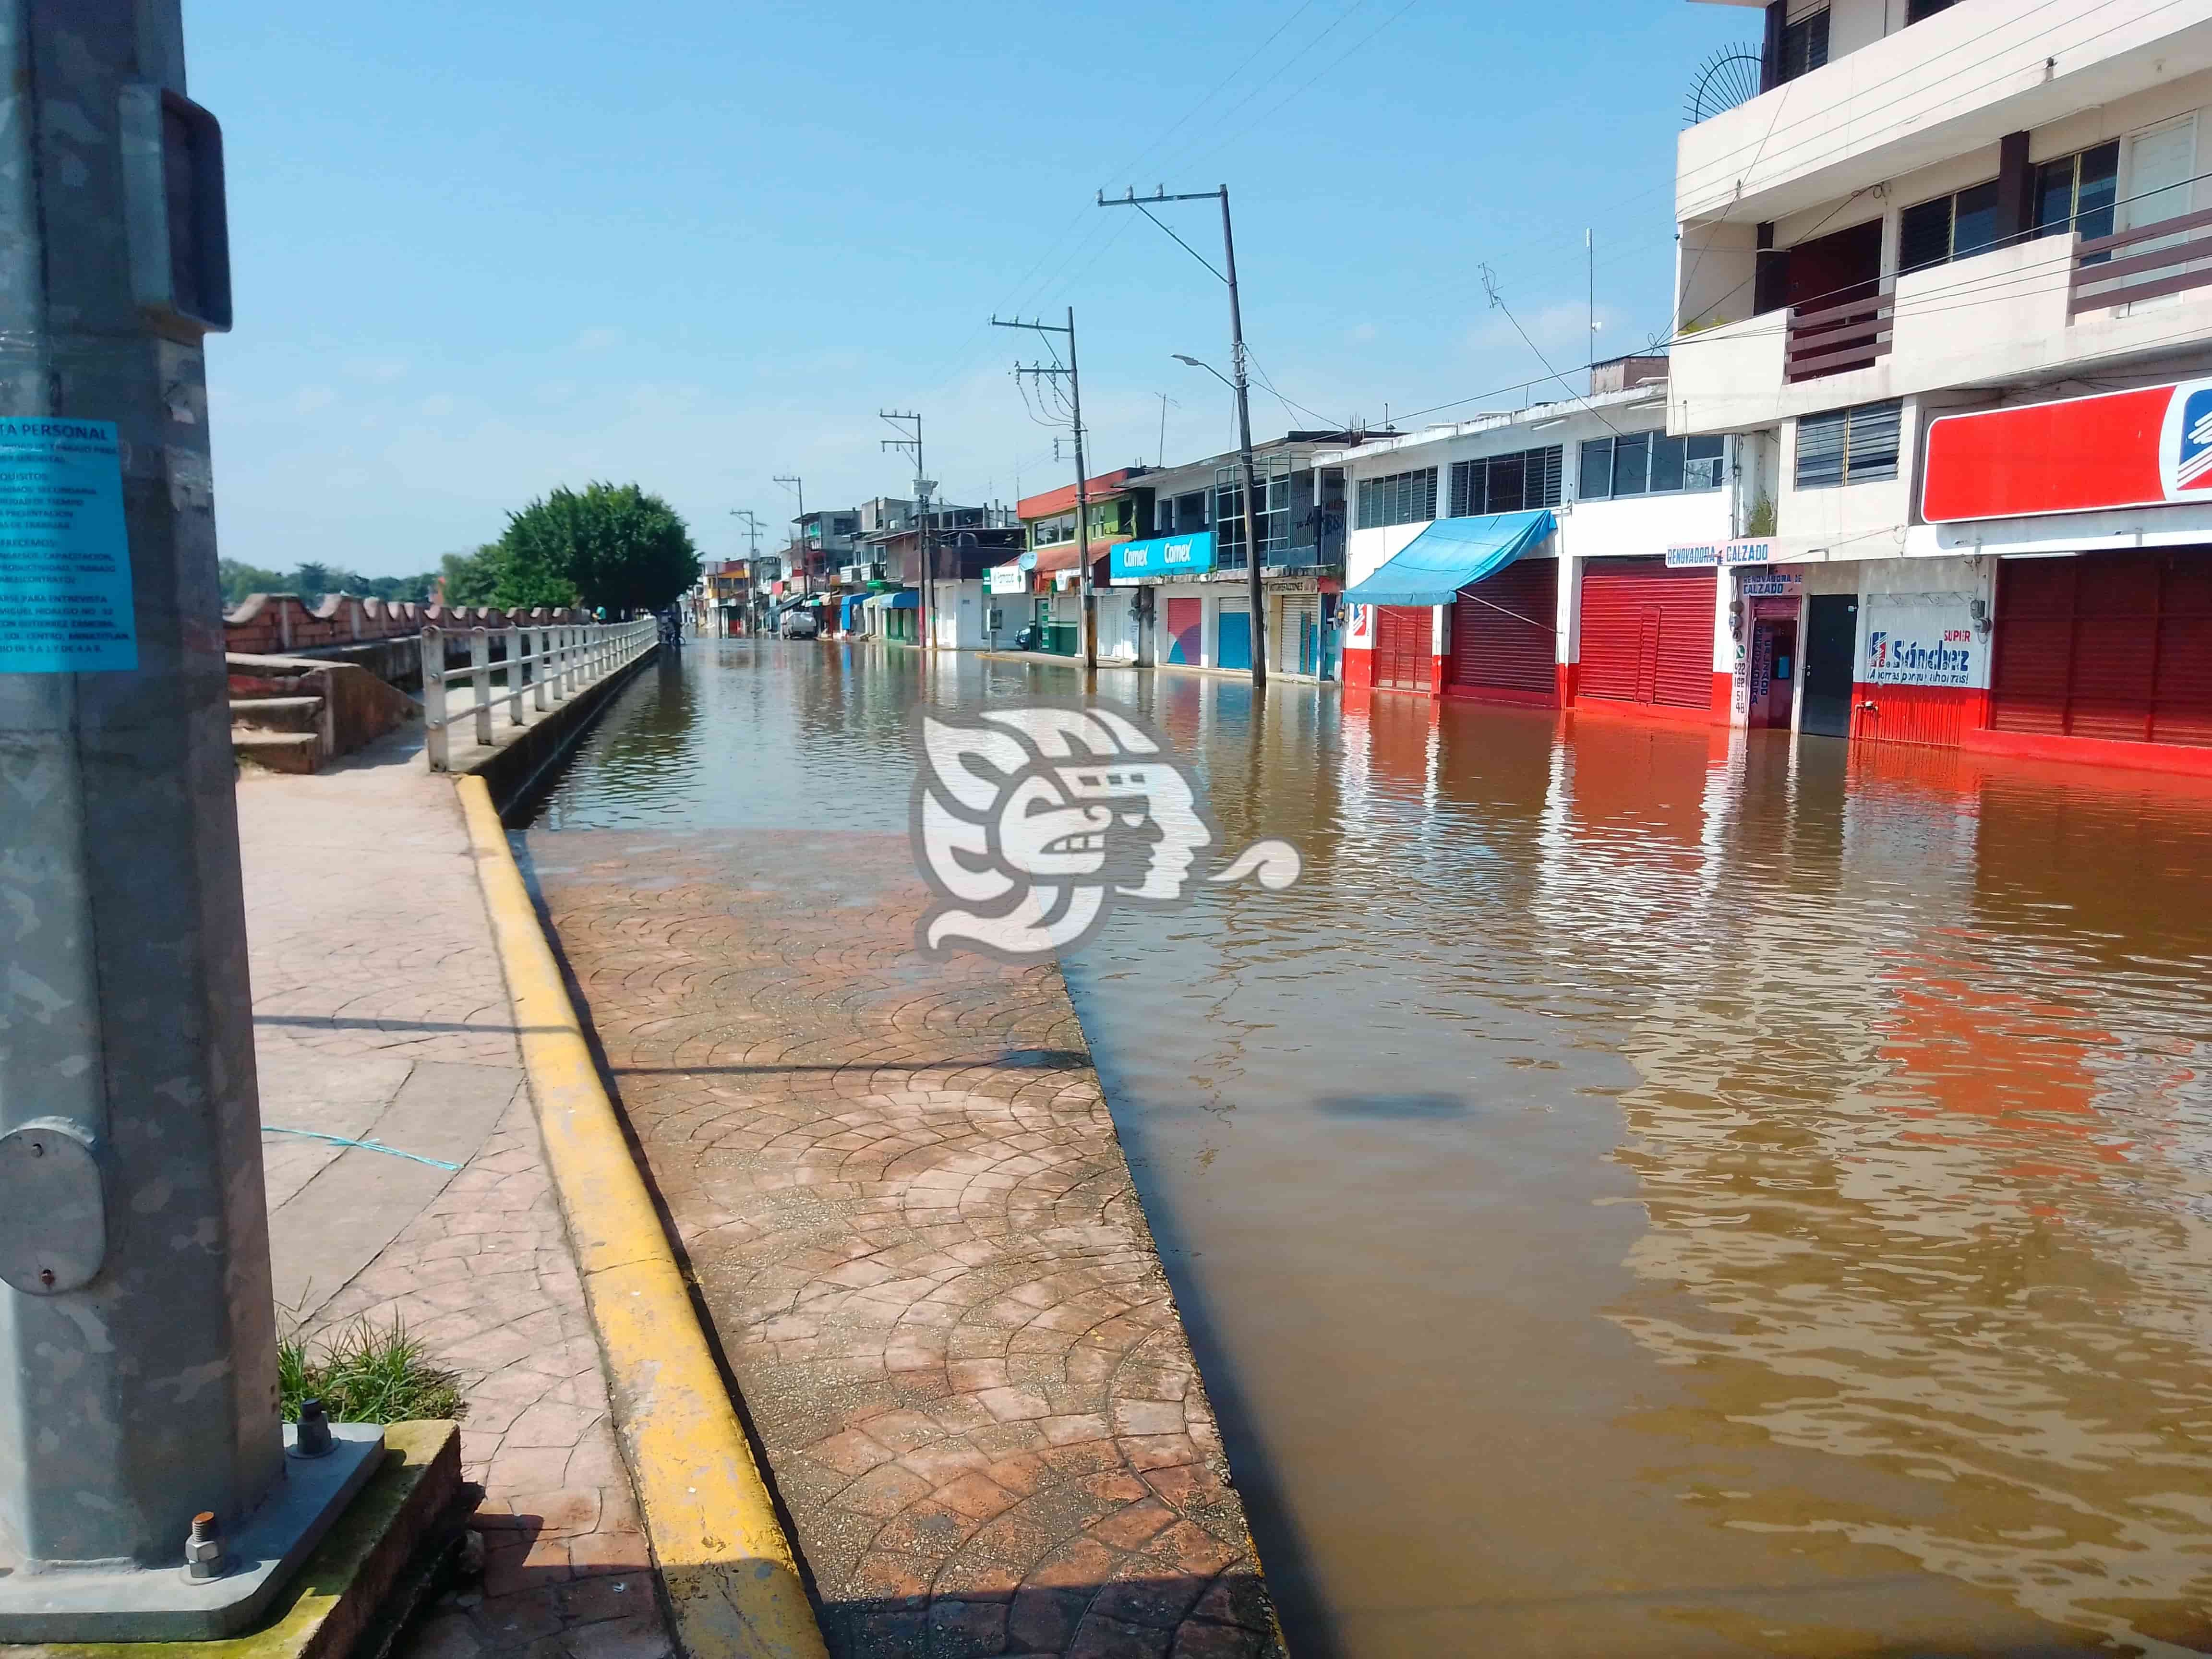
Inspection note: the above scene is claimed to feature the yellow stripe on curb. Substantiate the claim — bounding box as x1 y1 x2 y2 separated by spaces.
455 774 830 1659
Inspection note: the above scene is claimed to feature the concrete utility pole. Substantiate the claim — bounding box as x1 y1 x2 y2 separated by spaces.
880 414 930 650
0 0 381 1640
727 510 765 638
992 311 1096 670
1099 185 1267 687
772 475 803 636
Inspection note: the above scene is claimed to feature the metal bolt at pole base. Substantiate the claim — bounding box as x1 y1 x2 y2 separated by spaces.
0 0 385 1640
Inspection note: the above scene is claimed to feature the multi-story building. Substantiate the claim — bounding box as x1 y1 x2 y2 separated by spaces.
698 559 755 637
1333 369 1768 719
856 504 1021 648
1671 0 2212 771
1010 469 1152 658
1105 433 1370 677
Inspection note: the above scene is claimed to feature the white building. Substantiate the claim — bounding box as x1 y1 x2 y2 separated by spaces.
1333 375 1785 724
1107 433 1367 680
1672 0 2212 772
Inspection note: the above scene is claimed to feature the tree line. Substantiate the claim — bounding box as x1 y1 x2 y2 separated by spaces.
218 483 701 615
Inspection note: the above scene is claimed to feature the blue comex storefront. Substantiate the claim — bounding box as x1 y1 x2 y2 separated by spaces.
1110 530 1216 583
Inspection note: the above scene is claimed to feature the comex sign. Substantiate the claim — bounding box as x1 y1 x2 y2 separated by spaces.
1110 530 1215 584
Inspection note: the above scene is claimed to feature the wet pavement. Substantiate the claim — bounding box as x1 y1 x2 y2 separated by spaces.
525 640 2212 1659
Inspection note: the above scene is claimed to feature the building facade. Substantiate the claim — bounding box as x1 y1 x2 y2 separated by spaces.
1107 433 1370 678
1332 381 1775 722
1672 0 2212 771
1012 469 1150 658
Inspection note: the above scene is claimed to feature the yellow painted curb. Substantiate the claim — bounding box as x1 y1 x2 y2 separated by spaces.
455 775 829 1659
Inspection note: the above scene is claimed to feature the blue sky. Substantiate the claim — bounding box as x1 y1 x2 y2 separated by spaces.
187 0 1751 576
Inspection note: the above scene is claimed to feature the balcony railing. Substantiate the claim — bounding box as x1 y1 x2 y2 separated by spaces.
2068 206 2212 316
1785 290 1893 382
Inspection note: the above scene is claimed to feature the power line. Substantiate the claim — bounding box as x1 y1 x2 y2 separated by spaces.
1481 264 1627 437
1680 0 2194 198
1173 0 1423 176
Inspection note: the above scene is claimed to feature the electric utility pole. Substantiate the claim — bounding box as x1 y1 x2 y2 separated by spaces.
731 508 765 558
1099 185 1266 688
880 413 932 650
0 3 382 1638
728 509 765 639
992 310 1095 671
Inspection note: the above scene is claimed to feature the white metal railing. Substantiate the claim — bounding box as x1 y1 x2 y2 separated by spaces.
421 619 656 771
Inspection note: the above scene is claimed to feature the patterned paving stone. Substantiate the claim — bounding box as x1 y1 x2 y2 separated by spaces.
527 826 1284 1659
237 732 673 1659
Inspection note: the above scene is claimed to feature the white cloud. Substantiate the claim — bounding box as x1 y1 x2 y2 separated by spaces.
573 326 624 352
344 358 408 384
293 385 336 415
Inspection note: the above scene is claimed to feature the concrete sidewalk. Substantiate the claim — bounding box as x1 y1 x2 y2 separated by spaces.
236 728 673 1659
526 826 1284 1659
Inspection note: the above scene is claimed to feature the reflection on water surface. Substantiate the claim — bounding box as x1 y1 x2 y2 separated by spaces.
530 642 2212 1658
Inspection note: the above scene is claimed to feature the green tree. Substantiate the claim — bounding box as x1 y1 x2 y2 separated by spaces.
218 559 290 606
292 561 332 605
438 545 504 607
495 482 698 613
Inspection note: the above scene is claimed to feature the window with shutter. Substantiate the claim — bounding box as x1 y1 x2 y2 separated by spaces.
1845 401 1901 481
1795 401 1900 487
1448 447 1563 517
1778 8 1827 81
1356 469 1438 530
1796 409 1847 489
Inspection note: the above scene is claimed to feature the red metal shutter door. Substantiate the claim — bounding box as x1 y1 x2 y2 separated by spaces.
2155 556 2212 745
1448 559 1557 701
1578 559 1715 709
1375 606 1432 692
1994 553 2212 746
2069 556 2160 742
1991 559 2075 736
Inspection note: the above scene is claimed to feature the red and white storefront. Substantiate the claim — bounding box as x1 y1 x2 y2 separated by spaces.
1337 397 1741 723
1899 381 2212 775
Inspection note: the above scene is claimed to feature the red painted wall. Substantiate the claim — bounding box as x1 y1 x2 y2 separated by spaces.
1849 683 1985 747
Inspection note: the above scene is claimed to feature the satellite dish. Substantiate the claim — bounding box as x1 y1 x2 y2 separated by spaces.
1685 47 1763 126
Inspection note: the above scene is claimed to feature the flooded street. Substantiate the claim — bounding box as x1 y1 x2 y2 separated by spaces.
527 640 2212 1658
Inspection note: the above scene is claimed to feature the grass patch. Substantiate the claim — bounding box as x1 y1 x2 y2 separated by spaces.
279 1316 466 1424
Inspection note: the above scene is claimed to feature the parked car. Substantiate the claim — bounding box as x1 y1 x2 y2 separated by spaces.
780 610 819 640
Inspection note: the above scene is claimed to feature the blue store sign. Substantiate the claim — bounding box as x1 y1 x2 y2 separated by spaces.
1111 530 1216 584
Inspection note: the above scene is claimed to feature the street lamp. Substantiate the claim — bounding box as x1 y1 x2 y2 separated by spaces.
1173 353 1234 391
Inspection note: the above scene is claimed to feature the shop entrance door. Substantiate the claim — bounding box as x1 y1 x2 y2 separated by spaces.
1800 595 1857 737
1749 619 1799 727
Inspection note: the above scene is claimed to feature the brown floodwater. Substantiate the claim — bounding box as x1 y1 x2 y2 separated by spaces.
528 640 2212 1659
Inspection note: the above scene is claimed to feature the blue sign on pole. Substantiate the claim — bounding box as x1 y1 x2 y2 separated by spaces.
0 418 137 673
1110 530 1216 584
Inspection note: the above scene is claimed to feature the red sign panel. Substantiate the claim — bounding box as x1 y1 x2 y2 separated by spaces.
1922 381 2212 522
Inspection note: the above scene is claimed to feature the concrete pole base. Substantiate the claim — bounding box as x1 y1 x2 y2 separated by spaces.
0 1425 385 1642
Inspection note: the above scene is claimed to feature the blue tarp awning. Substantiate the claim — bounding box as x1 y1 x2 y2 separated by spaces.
887 589 920 609
1341 509 1556 607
